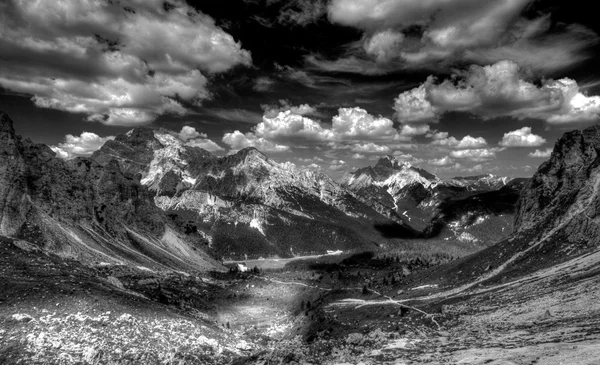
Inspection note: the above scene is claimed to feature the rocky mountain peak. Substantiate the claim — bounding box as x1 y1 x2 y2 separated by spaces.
0 112 19 155
113 126 163 150
515 125 600 237
374 155 411 171
221 147 268 168
0 111 15 133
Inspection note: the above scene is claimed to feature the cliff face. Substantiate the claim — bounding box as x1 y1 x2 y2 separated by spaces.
0 112 29 236
0 111 221 271
515 125 600 247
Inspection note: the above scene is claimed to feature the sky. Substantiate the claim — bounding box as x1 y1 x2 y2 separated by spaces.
1 0 600 179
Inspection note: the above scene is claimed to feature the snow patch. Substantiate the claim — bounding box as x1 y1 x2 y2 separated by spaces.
250 218 266 236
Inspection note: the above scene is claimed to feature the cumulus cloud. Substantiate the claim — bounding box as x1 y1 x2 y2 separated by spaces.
185 139 224 152
450 148 501 162
364 30 404 62
248 106 411 150
426 131 449 140
529 148 553 158
351 153 366 159
325 0 597 73
351 142 391 154
499 127 546 147
431 135 487 149
0 1 251 125
176 126 223 152
261 100 317 118
393 84 438 124
394 60 600 125
399 124 430 137
255 110 331 142
427 156 455 166
331 107 400 140
222 130 290 153
178 126 204 141
51 132 114 159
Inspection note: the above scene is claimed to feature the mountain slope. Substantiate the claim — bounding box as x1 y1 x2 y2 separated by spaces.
0 111 221 272
92 129 416 259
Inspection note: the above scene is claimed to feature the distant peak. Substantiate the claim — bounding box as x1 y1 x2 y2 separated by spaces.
115 126 156 142
375 155 412 170
236 147 264 158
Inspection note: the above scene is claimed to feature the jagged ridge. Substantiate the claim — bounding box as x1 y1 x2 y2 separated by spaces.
0 111 221 272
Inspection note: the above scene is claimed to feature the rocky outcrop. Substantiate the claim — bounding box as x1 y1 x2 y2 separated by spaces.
0 112 29 236
515 125 600 248
0 111 221 272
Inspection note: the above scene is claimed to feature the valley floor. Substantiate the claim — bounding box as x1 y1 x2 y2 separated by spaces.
2 238 600 364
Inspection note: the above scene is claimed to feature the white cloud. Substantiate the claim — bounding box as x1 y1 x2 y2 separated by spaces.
178 126 205 141
435 162 485 174
399 124 430 137
0 1 251 125
331 107 399 140
255 110 332 142
249 106 411 149
298 156 324 163
351 142 391 153
176 125 223 152
427 156 455 166
499 127 546 147
51 132 114 159
304 163 323 171
450 148 500 162
222 130 290 153
431 135 487 149
426 131 448 140
185 139 224 152
393 83 438 124
262 100 318 118
351 153 366 159
529 148 553 158
326 0 597 73
394 60 600 125
364 30 404 62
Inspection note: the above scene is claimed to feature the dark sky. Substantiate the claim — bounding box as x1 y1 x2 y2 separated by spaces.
1 0 599 178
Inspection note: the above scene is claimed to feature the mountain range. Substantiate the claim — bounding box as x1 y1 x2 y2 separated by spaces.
1 110 527 264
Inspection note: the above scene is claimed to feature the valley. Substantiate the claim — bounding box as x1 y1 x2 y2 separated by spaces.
3 236 600 364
